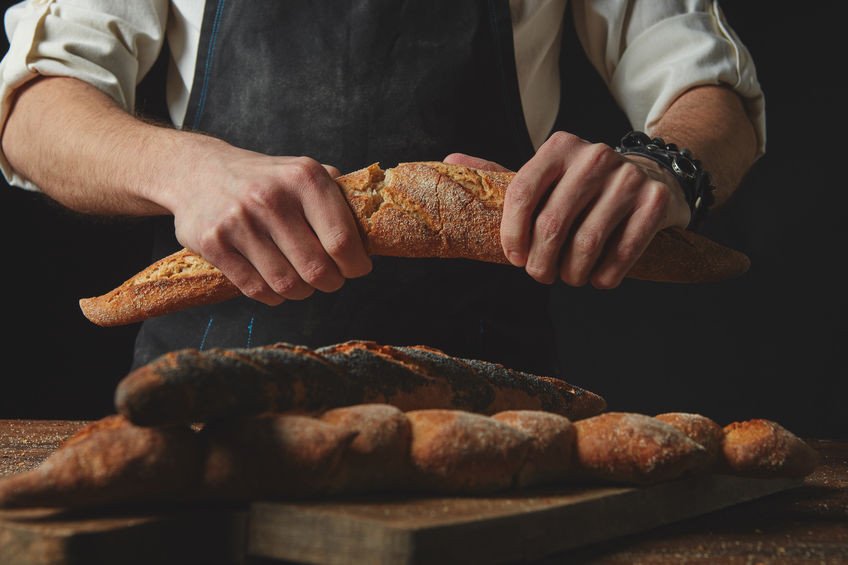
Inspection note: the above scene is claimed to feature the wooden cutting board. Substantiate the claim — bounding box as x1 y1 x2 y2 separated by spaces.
246 474 801 564
0 475 800 565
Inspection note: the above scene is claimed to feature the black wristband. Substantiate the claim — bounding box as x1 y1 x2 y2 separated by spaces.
614 131 715 231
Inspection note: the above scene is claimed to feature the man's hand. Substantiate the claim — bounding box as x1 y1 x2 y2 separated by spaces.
164 144 373 306
1 77 372 307
445 134 691 289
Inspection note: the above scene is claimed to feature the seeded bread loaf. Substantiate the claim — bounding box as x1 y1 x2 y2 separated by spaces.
115 340 607 427
79 161 751 327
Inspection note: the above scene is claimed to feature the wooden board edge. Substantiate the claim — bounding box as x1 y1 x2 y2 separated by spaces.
0 507 249 565
246 475 803 565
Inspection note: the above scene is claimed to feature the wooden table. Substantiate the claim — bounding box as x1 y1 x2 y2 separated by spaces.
1 420 845 564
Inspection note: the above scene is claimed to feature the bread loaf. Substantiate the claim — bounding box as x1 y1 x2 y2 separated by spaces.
79 161 751 327
654 412 724 468
572 412 711 485
115 340 607 426
491 410 575 488
0 415 203 509
0 409 820 509
319 404 412 493
721 419 820 478
405 409 531 494
200 414 357 501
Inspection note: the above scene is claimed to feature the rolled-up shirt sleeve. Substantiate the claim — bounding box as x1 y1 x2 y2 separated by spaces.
0 0 168 191
571 0 766 158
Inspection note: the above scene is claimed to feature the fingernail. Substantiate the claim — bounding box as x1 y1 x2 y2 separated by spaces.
508 252 525 266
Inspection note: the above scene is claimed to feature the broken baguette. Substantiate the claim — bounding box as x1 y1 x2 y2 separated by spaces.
79 161 751 327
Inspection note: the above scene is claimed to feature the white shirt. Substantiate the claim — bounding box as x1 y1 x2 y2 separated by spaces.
0 0 765 192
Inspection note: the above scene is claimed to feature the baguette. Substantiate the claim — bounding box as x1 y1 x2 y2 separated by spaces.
79 161 751 327
491 410 575 488
405 409 531 494
0 409 820 509
116 340 606 426
0 415 203 509
572 412 712 485
654 412 724 469
319 404 413 494
721 419 820 478
200 414 358 501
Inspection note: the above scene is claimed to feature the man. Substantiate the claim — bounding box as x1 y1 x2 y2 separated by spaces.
0 1 762 377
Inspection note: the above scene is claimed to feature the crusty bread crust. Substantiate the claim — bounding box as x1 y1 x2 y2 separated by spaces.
572 412 711 485
721 419 820 478
115 340 607 427
655 412 725 468
492 410 575 488
79 162 751 327
0 409 820 509
406 409 531 494
78 248 240 327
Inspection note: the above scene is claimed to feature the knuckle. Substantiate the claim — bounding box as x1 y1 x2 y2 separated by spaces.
525 263 550 283
647 182 671 209
323 229 356 257
574 230 602 256
291 157 326 186
241 282 268 300
547 130 577 150
592 274 620 290
615 239 641 264
620 162 647 187
585 143 616 171
535 212 565 244
559 269 583 287
506 183 536 211
220 203 249 229
245 182 280 210
270 276 300 296
300 260 333 286
196 227 226 255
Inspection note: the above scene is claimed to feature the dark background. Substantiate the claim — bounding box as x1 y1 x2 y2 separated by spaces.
0 3 843 438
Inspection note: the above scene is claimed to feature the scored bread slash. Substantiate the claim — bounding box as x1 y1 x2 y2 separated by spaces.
78 248 240 327
79 161 752 327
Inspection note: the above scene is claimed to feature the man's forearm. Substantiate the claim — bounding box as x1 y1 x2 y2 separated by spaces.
648 85 759 208
1 76 220 216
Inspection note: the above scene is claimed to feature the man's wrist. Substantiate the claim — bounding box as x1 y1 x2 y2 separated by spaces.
615 131 715 230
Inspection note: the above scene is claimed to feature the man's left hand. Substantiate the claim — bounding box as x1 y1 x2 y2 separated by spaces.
445 131 691 289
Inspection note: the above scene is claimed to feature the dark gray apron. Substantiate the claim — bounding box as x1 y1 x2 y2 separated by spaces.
132 0 559 376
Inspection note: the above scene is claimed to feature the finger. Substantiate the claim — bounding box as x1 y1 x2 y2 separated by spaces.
302 183 373 279
522 168 605 284
589 185 669 289
443 152 512 173
558 181 639 287
501 154 567 267
204 245 287 306
231 230 316 301
322 164 342 178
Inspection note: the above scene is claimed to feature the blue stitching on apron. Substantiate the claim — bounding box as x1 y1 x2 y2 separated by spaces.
199 316 215 351
246 315 255 348
192 0 227 128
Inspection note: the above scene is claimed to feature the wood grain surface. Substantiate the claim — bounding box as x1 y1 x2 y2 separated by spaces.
0 420 845 565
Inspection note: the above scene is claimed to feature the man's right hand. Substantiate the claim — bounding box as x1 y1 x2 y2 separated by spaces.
1 77 372 307
165 143 373 306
